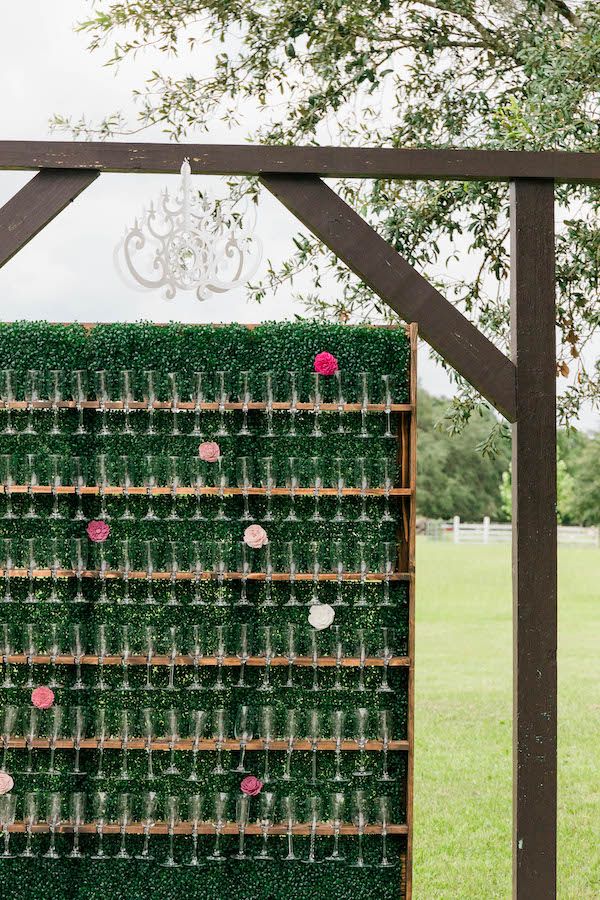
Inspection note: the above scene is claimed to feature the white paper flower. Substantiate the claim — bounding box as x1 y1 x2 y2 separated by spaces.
308 603 335 630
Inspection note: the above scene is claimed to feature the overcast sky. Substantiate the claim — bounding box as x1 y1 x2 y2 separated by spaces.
1 2 597 430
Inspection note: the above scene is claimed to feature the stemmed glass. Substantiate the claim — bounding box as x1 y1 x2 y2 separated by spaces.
0 623 14 688
47 370 64 435
191 371 206 437
379 541 396 606
48 537 62 603
283 623 298 688
377 627 396 693
22 623 38 689
281 796 297 860
233 705 254 773
93 710 108 780
307 540 321 607
308 373 323 438
325 793 345 862
350 791 369 868
166 542 181 607
212 539 229 607
118 710 132 781
308 628 320 692
43 792 62 859
356 372 372 438
262 372 275 438
189 541 206 606
24 369 41 435
255 791 275 860
237 370 252 436
381 374 396 439
355 458 371 522
209 624 227 692
0 456 15 521
211 708 228 775
95 453 110 521
0 794 17 858
47 706 64 775
167 372 181 436
142 625 155 690
307 708 321 786
332 456 348 523
261 543 275 609
208 792 228 862
119 624 133 692
25 538 38 603
187 623 204 691
281 708 299 783
118 455 135 521
71 370 88 436
70 456 87 522
256 625 276 693
24 708 38 774
236 457 253 522
284 457 299 522
70 624 85 691
235 623 250 687
259 706 275 784
190 458 206 522
376 796 396 867
90 791 108 859
1 538 14 603
330 710 348 783
70 706 86 775
234 794 250 860
115 793 132 860
94 370 112 436
24 455 39 520
378 710 395 783
164 708 180 775
21 792 39 858
282 541 299 607
47 623 62 688
135 792 158 861
118 537 132 605
188 710 208 782
166 456 182 522
258 457 276 522
68 793 86 859
141 708 156 781
308 456 324 522
142 455 159 521
143 539 156 606
236 541 252 608
330 625 345 691
355 540 370 607
334 369 346 434
0 705 18 772
303 796 321 864
214 371 231 437
120 370 135 435
286 371 299 436
186 794 204 867
215 456 231 522
374 459 395 524
354 708 372 778
0 369 16 435
94 624 109 692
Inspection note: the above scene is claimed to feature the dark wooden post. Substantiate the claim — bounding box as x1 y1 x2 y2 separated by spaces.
510 179 557 899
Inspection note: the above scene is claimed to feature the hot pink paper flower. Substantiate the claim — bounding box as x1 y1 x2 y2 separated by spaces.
243 524 269 549
87 520 110 543
198 441 221 462
313 351 339 376
240 775 263 796
31 686 55 710
0 772 14 795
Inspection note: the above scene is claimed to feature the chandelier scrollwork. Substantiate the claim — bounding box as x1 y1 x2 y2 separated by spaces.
115 159 262 301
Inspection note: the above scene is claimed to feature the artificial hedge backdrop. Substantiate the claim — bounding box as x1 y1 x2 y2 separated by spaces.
0 321 411 900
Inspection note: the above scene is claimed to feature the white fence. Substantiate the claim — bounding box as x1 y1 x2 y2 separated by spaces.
426 516 600 547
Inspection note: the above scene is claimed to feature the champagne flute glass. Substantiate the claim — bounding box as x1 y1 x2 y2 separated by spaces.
286 371 299 436
236 457 253 522
43 792 62 859
354 708 372 778
24 708 38 774
22 623 38 689
188 709 208 782
70 624 85 691
95 453 110 521
212 539 230 607
115 793 132 859
0 455 15 521
256 625 276 693
25 537 38 603
356 371 372 438
376 796 396 867
46 622 62 689
281 796 297 860
47 706 64 776
135 791 158 861
330 625 345 691
281 707 300 783
166 456 182 522
283 623 298 689
378 710 395 782
308 628 320 692
93 709 107 780
237 370 252 436
350 791 369 868
255 791 275 860
71 370 88 436
119 624 133 692
307 708 320 786
70 456 87 522
307 540 321 607
117 455 135 521
207 624 227 692
94 370 112 436
302 796 321 864
374 459 395 524
24 454 39 519
142 539 156 606
70 706 86 775
330 710 348 783
379 541 397 606
208 791 228 862
189 457 206 522
142 369 157 435
1 538 14 603
191 371 206 437
261 543 275 609
377 627 396 693
47 370 64 435
0 705 18 772
90 791 108 859
119 369 135 435
234 794 249 860
189 540 206 606
235 623 251 688
117 537 132 605
0 623 14 688
68 793 86 859
0 794 17 858
332 456 348 523
164 708 180 775
94 624 109 691
143 625 155 690
214 456 231 522
141 708 156 781
166 541 181 607
259 706 276 784
308 372 322 438
214 370 231 437
233 705 254 773
354 540 371 608
284 456 299 522
21 792 39 858
24 368 40 435
354 457 371 522
282 541 299 607
167 372 181 436
308 456 324 522
334 369 346 434
258 457 276 522
187 623 204 691
186 794 204 867
0 369 16 435
261 372 275 438
48 536 62 603
118 709 131 781
211 708 228 775
142 454 159 521
325 792 345 862
381 374 396 439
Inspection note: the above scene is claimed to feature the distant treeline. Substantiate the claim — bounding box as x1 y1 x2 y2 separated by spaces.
417 389 600 525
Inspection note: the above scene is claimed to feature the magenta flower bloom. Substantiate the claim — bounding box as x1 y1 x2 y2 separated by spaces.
198 441 221 462
87 520 110 543
31 686 55 709
313 351 339 376
240 775 263 796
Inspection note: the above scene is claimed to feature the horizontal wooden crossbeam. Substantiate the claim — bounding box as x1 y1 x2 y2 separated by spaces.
6 821 409 836
4 654 410 668
0 569 409 582
1 141 599 182
0 400 411 412
0 737 408 752
1 485 411 497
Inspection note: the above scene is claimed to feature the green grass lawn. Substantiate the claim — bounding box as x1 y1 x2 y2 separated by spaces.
413 539 599 899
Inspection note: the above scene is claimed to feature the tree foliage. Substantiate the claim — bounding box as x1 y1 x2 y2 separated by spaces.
54 0 600 431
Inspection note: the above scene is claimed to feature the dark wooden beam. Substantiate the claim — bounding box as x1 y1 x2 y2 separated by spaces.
510 179 557 899
261 173 517 421
0 141 599 182
0 168 99 268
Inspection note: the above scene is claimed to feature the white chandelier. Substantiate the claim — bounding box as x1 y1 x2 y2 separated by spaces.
115 159 262 301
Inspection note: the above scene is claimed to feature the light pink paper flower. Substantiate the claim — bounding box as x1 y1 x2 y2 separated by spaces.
198 441 221 462
87 520 110 543
240 775 263 796
31 686 55 710
0 772 14 795
243 524 269 549
313 351 339 376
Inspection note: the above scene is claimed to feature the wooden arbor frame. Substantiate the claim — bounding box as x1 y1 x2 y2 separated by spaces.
1 141 598 899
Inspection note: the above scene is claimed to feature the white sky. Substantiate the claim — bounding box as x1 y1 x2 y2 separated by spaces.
0 1 597 430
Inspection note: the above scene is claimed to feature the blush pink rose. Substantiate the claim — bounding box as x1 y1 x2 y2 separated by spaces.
313 351 339 376
31 686 55 709
198 441 221 462
87 520 110 543
243 524 269 549
0 772 14 795
240 775 263 797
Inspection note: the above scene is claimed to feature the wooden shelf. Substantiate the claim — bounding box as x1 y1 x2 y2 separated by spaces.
0 569 410 582
6 654 409 668
7 821 409 836
1 737 408 752
0 400 412 413
0 485 411 497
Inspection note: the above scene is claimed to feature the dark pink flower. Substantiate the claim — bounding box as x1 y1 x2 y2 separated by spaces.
240 775 263 796
31 686 55 709
198 441 221 462
87 520 110 543
313 351 339 376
